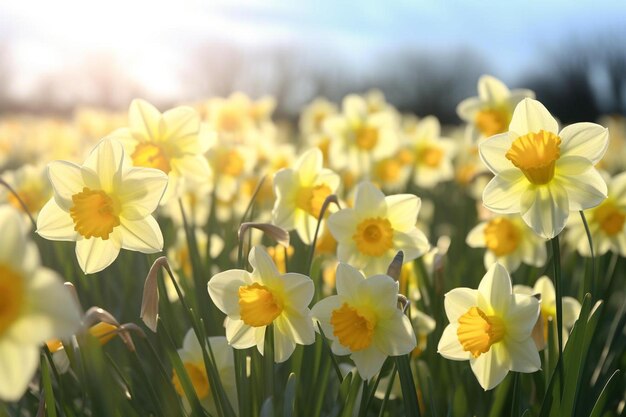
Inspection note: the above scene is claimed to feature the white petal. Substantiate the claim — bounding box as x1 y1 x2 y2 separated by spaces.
224 318 257 349
273 326 297 363
207 269 251 316
456 96 482 121
558 168 607 211
478 75 510 103
359 275 399 316
119 217 163 253
374 312 416 356
562 297 582 329
394 228 430 262
337 242 369 271
0 206 27 265
470 343 511 391
482 170 527 213
415 116 441 139
478 263 513 315
281 272 314 310
272 202 296 231
444 288 478 323
9 268 82 344
479 133 515 174
385 194 420 232
520 184 569 239
129 99 162 142
249 246 280 281
316 169 341 193
47 161 84 209
118 168 168 219
311 296 343 339
295 148 324 185
351 347 387 380
328 209 358 242
275 311 315 346
83 138 125 194
509 99 558 136
162 106 200 148
75 235 121 274
466 223 487 248
437 323 471 360
559 123 609 165
36 199 78 242
335 263 365 296
0 341 38 401
533 276 556 305
506 337 541 373
353 182 386 218
294 209 318 245
171 155 211 182
504 294 540 342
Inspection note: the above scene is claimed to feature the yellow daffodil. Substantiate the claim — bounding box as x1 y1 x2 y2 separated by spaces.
0 206 81 401
438 263 541 390
479 98 609 239
207 246 315 363
324 94 399 176
207 143 257 202
171 329 238 415
0 163 51 220
457 75 535 140
565 171 626 257
466 214 547 273
328 181 430 275
596 115 626 174
107 99 211 203
272 148 340 244
311 263 417 380
36 138 168 274
514 276 581 347
299 97 338 138
403 116 456 189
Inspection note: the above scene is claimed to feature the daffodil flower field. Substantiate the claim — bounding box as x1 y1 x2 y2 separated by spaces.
1 76 625 417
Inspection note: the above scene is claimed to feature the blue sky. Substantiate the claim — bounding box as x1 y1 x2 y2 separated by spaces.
1 0 625 100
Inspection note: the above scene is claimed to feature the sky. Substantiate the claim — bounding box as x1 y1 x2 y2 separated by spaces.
1 0 625 103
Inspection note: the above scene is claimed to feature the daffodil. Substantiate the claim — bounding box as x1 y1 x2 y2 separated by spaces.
403 116 456 189
437 263 541 390
171 329 238 415
311 263 417 380
207 246 315 363
0 206 82 401
107 99 211 202
565 171 626 257
466 214 547 273
36 138 168 274
479 98 609 239
272 148 340 244
0 163 51 220
514 276 581 346
327 182 430 275
457 75 535 140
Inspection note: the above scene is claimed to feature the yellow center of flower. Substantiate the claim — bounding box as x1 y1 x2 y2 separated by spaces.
8 187 47 214
592 200 625 236
397 148 415 165
131 143 171 173
46 339 64 353
355 126 379 151
417 146 444 168
375 159 402 182
475 108 510 137
506 130 561 185
70 187 121 240
0 264 25 337
353 217 394 257
238 283 283 327
172 362 210 399
484 217 520 257
296 184 332 218
331 303 377 351
456 307 506 358
457 307 506 358
218 150 245 177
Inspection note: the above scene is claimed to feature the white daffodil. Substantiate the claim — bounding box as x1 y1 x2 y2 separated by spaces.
438 263 541 390
479 98 609 239
107 99 211 203
403 116 456 189
207 246 315 363
466 214 547 273
311 263 417 380
514 276 581 347
565 171 626 257
171 329 238 415
36 138 168 274
457 75 535 140
272 148 340 244
0 206 82 401
328 182 430 276
0 163 51 221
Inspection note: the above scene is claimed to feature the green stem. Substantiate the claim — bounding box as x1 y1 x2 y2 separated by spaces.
579 210 596 298
550 236 564 400
306 195 339 276
377 364 397 417
395 355 421 417
264 324 275 404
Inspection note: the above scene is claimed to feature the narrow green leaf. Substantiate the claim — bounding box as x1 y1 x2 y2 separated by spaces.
589 370 620 417
283 373 297 417
41 354 57 417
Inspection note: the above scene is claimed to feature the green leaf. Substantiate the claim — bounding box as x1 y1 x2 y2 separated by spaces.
283 373 297 417
589 370 620 417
